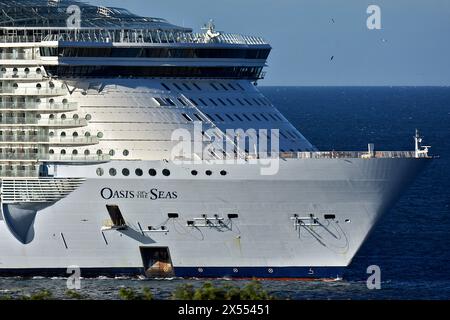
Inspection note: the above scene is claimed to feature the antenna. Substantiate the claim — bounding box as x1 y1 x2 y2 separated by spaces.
414 129 431 158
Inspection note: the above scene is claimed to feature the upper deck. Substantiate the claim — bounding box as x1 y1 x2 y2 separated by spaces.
0 0 268 47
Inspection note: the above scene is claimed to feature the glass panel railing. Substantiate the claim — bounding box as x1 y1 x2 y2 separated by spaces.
0 53 34 60
0 135 98 145
46 154 110 162
0 166 39 177
0 134 49 143
0 29 268 46
0 152 44 160
0 118 87 127
0 102 77 111
51 136 99 145
0 73 43 80
0 87 67 96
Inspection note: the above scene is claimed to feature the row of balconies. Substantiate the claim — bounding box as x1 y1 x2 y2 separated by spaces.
0 74 43 81
0 135 99 146
0 165 39 177
0 101 77 113
0 149 44 160
0 86 67 96
0 117 87 128
0 52 34 60
0 151 110 162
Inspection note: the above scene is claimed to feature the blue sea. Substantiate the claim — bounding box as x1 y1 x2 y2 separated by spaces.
0 87 449 300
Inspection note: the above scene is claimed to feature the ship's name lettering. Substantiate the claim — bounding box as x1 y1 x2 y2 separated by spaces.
100 188 177 200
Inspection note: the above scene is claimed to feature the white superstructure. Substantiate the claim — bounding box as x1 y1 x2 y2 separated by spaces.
0 0 432 278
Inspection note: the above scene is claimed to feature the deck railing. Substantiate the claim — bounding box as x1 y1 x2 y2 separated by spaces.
252 151 427 159
183 150 430 161
0 28 268 46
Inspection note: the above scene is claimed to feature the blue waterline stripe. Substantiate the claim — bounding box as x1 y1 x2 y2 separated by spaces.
0 267 344 279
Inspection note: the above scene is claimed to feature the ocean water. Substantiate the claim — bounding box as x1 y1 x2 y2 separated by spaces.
0 87 449 300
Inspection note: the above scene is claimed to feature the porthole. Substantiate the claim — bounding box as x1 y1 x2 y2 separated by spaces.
36 68 42 74
72 149 78 155
49 98 55 104
135 168 143 176
162 169 170 176
62 99 68 105
123 149 129 156
61 149 66 155
84 150 90 156
49 131 54 137
85 132 90 137
49 114 55 120
109 168 117 176
149 169 157 176
36 83 42 89
122 168 130 176
49 149 54 154
61 114 66 120
73 114 79 120
205 170 212 176
24 68 30 74
191 170 198 176
109 149 115 156
13 83 18 89
49 82 55 89
220 170 227 176
96 168 104 176
97 132 103 138
96 150 103 155
72 132 78 137
85 114 92 121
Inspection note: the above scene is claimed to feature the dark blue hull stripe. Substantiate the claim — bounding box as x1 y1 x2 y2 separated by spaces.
0 266 344 279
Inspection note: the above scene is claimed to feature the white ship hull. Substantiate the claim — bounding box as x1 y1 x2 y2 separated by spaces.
0 0 433 279
0 157 429 278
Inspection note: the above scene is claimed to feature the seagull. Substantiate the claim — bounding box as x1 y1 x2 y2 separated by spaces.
330 55 334 61
331 18 335 23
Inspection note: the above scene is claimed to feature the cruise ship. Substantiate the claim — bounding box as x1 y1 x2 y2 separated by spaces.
0 0 432 278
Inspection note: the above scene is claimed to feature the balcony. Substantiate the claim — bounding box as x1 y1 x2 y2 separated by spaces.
0 74 43 81
0 151 43 161
0 165 39 177
0 135 98 146
0 101 78 113
0 118 87 128
46 154 110 163
0 87 67 97
0 53 34 60
50 136 99 146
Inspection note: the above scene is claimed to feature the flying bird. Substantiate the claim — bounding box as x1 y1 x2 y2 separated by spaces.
330 55 334 61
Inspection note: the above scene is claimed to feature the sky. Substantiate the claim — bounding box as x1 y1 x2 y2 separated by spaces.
89 0 450 86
